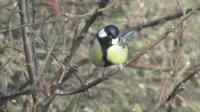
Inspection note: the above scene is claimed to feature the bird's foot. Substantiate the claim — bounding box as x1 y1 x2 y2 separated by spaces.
100 68 109 81
118 64 125 71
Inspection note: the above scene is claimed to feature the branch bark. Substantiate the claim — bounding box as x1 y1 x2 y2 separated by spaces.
58 8 197 95
155 65 200 111
17 0 41 105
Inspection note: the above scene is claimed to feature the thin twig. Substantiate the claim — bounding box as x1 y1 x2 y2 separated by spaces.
17 0 37 86
64 0 111 65
39 31 60 73
0 84 34 102
0 57 12 71
17 0 42 105
58 8 196 95
155 65 200 111
0 0 114 33
42 0 111 108
130 8 194 31
64 0 116 18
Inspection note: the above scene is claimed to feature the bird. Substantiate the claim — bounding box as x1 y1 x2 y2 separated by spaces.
89 25 134 70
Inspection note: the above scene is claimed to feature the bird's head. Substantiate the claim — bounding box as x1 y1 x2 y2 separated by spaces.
97 25 120 46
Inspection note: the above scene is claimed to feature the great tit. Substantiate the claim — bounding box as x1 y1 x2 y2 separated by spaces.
89 25 133 69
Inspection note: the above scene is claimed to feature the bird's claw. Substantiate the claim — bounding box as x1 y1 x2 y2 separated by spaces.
118 64 125 71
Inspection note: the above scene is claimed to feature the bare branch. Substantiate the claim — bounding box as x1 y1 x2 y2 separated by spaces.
156 65 200 111
17 0 42 104
41 0 111 108
58 8 197 95
64 0 111 64
130 8 195 31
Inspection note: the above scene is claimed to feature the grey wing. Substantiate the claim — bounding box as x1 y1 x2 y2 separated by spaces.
118 31 135 42
90 37 95 45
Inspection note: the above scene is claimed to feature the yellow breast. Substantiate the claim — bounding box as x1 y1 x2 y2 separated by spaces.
107 44 128 65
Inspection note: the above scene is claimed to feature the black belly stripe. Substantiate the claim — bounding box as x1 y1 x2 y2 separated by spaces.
97 37 113 67
102 45 112 67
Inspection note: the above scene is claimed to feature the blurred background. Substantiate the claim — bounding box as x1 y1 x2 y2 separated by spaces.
0 0 200 112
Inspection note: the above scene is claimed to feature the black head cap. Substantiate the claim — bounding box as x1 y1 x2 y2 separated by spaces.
104 25 119 38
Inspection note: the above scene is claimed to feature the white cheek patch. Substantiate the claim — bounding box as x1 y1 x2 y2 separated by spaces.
112 38 119 44
98 28 107 38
